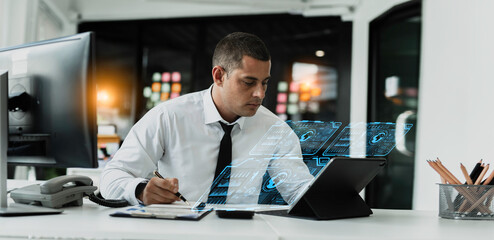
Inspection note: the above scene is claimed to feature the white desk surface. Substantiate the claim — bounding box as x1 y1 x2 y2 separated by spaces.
260 209 494 240
3 180 494 240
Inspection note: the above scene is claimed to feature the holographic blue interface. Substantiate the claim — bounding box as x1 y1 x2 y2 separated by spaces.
322 122 413 157
286 121 341 156
205 166 233 205
199 121 413 207
248 122 299 156
257 156 332 205
200 157 313 206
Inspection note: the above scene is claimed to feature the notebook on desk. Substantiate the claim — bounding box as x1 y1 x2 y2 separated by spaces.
110 202 213 221
257 157 386 220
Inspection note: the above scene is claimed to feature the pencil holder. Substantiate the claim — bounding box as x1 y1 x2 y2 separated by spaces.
438 184 494 220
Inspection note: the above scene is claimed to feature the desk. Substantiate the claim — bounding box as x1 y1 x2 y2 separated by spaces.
2 180 494 240
261 209 494 240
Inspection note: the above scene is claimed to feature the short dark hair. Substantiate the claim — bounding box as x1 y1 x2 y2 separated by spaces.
212 32 270 75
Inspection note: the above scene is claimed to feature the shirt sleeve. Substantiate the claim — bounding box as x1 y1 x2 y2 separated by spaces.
99 107 167 205
267 124 314 205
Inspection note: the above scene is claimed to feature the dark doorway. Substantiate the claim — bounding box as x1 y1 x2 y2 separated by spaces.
366 1 421 209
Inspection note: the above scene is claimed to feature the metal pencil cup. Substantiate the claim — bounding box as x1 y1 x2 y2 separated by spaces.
438 184 494 220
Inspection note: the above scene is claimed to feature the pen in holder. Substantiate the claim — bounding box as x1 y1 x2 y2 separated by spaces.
438 184 494 220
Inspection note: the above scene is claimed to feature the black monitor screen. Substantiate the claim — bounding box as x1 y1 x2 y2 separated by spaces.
0 32 97 168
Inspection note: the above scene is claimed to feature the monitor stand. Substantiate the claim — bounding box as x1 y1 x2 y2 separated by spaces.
0 202 63 216
0 70 62 216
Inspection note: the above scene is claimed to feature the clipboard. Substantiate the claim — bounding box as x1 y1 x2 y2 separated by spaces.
110 203 212 221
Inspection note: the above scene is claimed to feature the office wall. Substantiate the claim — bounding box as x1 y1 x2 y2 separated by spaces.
0 0 31 48
0 0 5 47
413 0 494 210
35 0 78 39
0 0 76 48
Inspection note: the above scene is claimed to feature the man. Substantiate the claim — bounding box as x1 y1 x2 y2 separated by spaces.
100 32 313 206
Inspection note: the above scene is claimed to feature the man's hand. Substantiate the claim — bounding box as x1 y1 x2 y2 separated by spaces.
138 177 180 205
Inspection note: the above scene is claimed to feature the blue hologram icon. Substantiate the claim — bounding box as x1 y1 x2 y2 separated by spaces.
322 122 413 157
249 120 342 156
198 156 313 206
286 121 342 156
248 121 299 156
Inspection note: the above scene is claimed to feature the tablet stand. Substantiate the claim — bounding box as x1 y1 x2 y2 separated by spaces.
289 184 373 220
287 157 385 220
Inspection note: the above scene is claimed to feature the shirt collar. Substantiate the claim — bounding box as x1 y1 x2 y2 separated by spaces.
203 84 245 130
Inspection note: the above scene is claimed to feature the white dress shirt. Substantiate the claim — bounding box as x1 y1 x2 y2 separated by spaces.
100 85 313 205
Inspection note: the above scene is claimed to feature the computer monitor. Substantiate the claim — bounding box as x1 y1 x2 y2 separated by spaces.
0 32 97 168
0 32 96 216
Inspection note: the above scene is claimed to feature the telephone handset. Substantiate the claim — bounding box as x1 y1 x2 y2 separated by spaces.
40 174 94 194
10 175 128 208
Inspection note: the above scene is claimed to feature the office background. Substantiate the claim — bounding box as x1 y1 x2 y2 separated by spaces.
1 0 494 211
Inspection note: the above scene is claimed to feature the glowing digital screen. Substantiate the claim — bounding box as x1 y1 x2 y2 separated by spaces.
322 122 413 157
143 87 152 98
311 87 321 96
151 82 161 92
289 82 299 92
150 92 160 102
300 93 310 102
249 122 300 156
287 104 298 115
288 93 298 103
286 121 341 156
278 81 288 92
171 72 181 82
199 157 312 206
152 72 161 82
195 121 413 209
277 93 287 103
160 92 169 101
299 82 311 93
161 83 170 93
276 104 286 114
171 83 181 93
162 72 171 82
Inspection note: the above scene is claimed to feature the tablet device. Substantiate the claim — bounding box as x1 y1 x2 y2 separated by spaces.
261 157 386 220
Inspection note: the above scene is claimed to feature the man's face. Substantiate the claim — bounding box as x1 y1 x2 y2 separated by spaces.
215 55 271 122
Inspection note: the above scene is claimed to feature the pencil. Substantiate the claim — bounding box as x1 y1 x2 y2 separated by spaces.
470 160 483 183
427 160 456 184
483 168 494 185
428 160 491 213
474 164 489 185
153 170 191 206
428 160 490 213
435 158 461 184
460 163 474 185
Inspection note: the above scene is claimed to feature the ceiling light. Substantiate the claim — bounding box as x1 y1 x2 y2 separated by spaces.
315 50 325 57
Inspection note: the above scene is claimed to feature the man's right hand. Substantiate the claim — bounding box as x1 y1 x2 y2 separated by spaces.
138 177 181 205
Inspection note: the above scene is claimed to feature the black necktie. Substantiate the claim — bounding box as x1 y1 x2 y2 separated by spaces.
208 122 234 204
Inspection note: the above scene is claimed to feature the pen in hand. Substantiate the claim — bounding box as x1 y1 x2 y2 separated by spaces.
153 170 191 206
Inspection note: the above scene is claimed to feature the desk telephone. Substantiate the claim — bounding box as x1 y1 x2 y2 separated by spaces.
10 175 128 208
